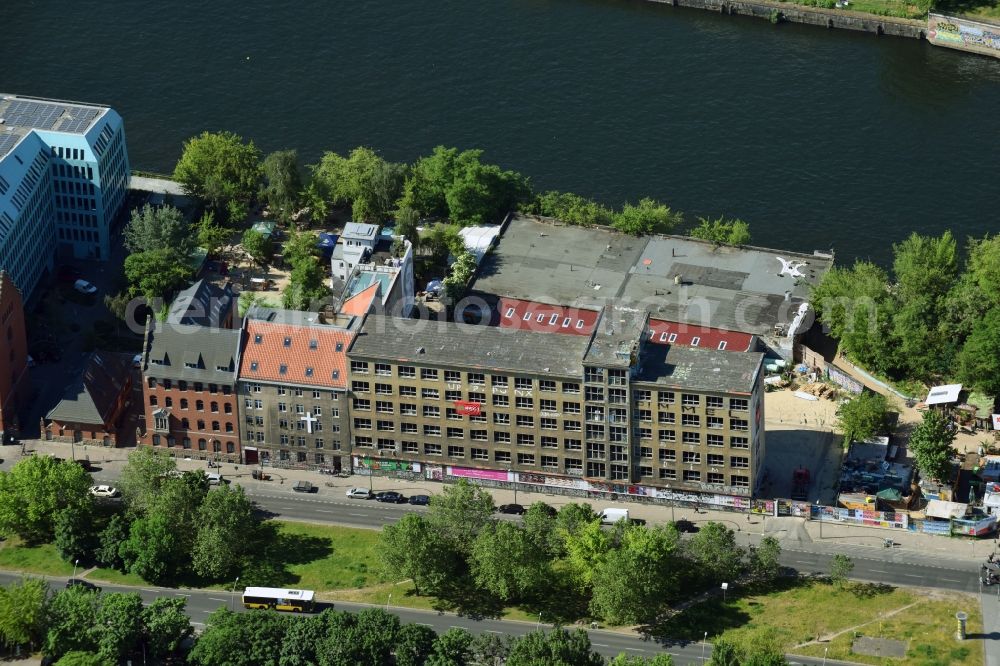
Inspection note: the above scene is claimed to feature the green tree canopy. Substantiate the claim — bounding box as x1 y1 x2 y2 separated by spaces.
192 484 258 580
44 586 99 660
0 456 93 543
612 198 683 236
95 592 144 665
836 391 896 445
119 512 185 583
312 147 406 224
829 554 854 587
956 307 1000 398
0 577 48 651
748 536 782 585
117 448 177 516
610 654 675 666
378 514 459 597
124 204 193 255
563 519 612 594
54 503 99 563
908 410 955 482
688 522 746 586
241 228 273 267
173 131 262 216
261 149 303 221
533 190 614 227
442 250 478 302
470 521 549 602
196 210 234 257
53 652 103 666
505 628 604 666
688 216 751 246
188 609 290 666
123 248 194 303
423 223 464 264
141 597 193 660
394 207 422 251
427 479 496 555
393 622 438 666
427 627 474 666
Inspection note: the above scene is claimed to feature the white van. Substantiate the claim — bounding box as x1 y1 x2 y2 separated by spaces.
207 473 222 485
599 508 629 524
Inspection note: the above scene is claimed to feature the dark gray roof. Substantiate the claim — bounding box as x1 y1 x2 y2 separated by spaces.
167 279 234 328
636 344 763 394
583 307 647 368
471 215 834 337
350 314 590 377
143 321 240 383
46 351 133 425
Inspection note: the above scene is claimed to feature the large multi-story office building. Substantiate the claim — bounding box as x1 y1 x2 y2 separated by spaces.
0 94 129 300
347 309 765 499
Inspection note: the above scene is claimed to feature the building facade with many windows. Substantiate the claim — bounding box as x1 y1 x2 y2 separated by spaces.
236 308 356 469
346 312 765 497
0 95 129 300
138 320 242 462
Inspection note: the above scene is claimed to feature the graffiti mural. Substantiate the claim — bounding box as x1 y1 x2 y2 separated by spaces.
928 13 1000 58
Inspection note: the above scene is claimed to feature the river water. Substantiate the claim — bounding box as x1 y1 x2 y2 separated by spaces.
4 0 1000 263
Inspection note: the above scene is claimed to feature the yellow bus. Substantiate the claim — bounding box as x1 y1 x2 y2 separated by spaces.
241 586 316 612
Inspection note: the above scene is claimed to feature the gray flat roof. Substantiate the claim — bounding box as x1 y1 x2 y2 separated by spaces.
143 321 240 383
0 94 109 158
636 344 763 394
342 222 378 240
350 314 590 377
472 216 834 336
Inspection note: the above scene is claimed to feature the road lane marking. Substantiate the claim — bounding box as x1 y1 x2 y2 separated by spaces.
942 578 961 583
209 598 227 602
903 574 921 578
315 509 333 513
349 513 368 517
142 588 159 592
417 623 433 627
485 630 502 634
175 593 191 597
624 647 646 652
869 569 888 574
593 643 610 647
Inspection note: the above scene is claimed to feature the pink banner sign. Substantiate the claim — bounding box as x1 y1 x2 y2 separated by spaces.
447 466 510 482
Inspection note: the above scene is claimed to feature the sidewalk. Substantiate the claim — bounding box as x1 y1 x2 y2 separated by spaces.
13 440 995 565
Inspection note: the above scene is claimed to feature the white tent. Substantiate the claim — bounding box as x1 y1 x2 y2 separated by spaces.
926 384 962 406
458 226 501 264
925 499 968 520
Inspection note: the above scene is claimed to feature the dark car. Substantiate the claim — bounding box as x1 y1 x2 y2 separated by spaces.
293 481 316 493
375 491 406 503
408 494 430 506
673 519 700 533
66 579 100 593
497 503 526 515
627 518 647 526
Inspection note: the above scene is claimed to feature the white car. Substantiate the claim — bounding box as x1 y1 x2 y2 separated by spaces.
73 279 97 295
206 473 222 485
346 487 373 499
90 485 120 498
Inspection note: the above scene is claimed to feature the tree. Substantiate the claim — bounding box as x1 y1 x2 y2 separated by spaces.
427 479 495 555
379 514 458 596
278 613 329 666
95 592 143 665
54 502 99 563
829 554 854 586
748 536 781 586
123 248 194 303
555 503 599 544
319 608 400 666
399 146 462 218
117 448 177 516
534 190 614 227
0 456 93 543
836 391 896 445
395 207 422 251
283 255 329 310
173 131 262 216
54 652 104 666
957 308 1000 397
262 150 303 221
393 623 438 666
610 654 675 666
505 628 604 666
44 586 99 660
590 525 682 625
123 204 192 255
688 217 751 246
196 210 234 258
445 158 530 226
0 577 48 651
241 228 273 267
189 609 289 666
427 627 474 666
468 632 511 666
688 522 746 586
470 521 549 602
522 502 560 558
142 597 193 660
442 251 478 302
612 198 683 236
192 484 258 580
811 262 897 374
423 223 464 265
311 147 406 224
120 513 184 583
563 519 612 593
103 291 131 335
908 410 955 482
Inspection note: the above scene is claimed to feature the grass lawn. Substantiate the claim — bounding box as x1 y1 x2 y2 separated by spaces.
653 578 982 666
0 538 76 576
269 520 389 591
777 0 931 19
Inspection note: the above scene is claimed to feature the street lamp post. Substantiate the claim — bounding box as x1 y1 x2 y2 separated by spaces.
536 612 542 630
71 559 79 580
702 631 708 663
386 593 392 611
230 576 240 611
823 646 828 666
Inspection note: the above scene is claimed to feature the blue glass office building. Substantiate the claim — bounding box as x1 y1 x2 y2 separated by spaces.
0 95 129 300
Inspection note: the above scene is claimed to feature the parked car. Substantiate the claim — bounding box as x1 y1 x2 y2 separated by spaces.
346 487 373 499
293 481 315 493
65 579 100 592
375 491 406 504
497 503 526 515
673 519 700 533
206 473 222 485
89 485 120 498
73 279 97 294
628 518 647 526
408 494 431 506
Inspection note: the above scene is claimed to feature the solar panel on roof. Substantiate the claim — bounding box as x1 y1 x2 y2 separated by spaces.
4 100 66 130
0 134 21 156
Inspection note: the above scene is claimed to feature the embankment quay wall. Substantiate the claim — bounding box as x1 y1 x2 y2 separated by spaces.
647 0 928 39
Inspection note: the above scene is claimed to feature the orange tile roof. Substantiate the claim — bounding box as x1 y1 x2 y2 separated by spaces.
238 320 353 388
340 283 380 317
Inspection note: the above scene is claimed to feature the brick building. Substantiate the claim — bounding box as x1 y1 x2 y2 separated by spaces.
138 319 241 462
0 271 29 444
45 351 133 445
237 308 356 469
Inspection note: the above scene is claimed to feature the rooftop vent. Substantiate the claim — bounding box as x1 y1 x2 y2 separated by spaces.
417 347 425 354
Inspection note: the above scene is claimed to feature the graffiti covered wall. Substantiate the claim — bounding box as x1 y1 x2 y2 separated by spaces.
928 13 1000 58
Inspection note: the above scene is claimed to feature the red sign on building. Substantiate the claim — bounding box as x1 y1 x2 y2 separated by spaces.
454 401 481 416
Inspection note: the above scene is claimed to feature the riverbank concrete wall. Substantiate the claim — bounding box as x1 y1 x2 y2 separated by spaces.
647 0 927 38
928 12 1000 58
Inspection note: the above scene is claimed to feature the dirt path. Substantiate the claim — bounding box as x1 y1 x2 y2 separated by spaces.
792 599 922 648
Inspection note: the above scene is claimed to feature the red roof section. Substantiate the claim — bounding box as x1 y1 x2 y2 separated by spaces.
496 298 600 336
239 320 353 388
341 283 380 317
647 319 754 352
